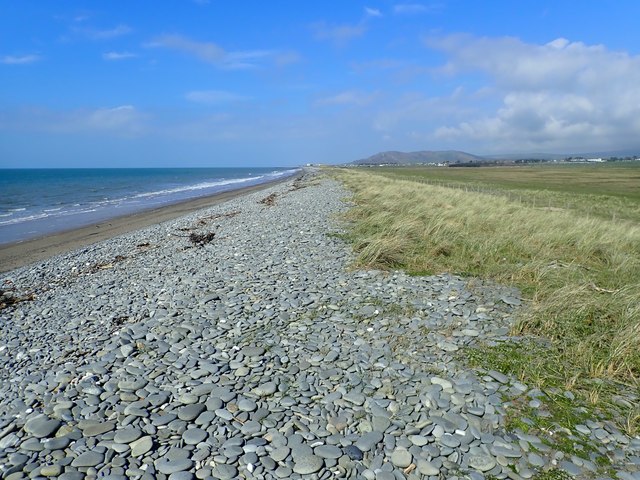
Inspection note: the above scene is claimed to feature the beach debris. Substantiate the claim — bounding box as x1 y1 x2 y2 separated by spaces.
176 211 241 232
88 255 128 273
290 179 308 191
109 315 129 333
189 231 216 246
259 193 278 206
0 280 35 311
136 242 151 248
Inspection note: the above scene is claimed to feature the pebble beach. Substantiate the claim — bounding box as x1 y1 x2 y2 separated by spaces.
1 172 638 479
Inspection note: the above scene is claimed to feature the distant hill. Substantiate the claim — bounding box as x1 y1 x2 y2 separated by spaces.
482 149 640 161
351 150 490 165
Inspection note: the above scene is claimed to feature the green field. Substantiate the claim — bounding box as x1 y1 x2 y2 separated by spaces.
331 163 640 437
370 162 640 223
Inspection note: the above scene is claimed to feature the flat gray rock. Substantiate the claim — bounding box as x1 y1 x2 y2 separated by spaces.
391 448 412 468
467 453 496 472
314 444 342 459
252 382 277 397
71 451 104 467
114 428 142 444
417 460 440 475
155 458 194 474
292 454 324 474
183 428 207 445
82 421 115 437
24 415 61 438
177 404 205 421
211 464 238 480
130 436 153 457
270 446 290 462
356 431 383 452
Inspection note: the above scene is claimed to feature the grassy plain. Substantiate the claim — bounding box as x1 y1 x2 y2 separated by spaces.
331 162 640 434
374 163 640 223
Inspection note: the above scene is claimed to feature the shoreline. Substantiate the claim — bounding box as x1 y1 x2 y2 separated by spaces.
0 174 297 274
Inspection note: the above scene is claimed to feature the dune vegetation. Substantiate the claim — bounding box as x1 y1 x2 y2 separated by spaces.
331 164 640 433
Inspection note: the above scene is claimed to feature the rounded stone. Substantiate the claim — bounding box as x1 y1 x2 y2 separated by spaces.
314 444 342 459
40 465 63 477
391 448 412 468
169 473 194 480
114 428 142 444
467 453 497 472
71 451 105 467
211 464 238 480
155 459 194 475
270 446 290 462
417 460 440 476
293 454 324 474
130 436 154 457
344 445 364 460
238 399 257 412
82 421 115 436
178 404 206 421
252 382 277 397
183 428 207 445
24 415 61 438
408 435 429 447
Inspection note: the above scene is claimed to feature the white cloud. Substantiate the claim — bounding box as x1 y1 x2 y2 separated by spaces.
147 34 298 69
224 49 275 70
147 34 225 63
313 7 382 46
75 24 132 40
1 105 147 136
423 34 640 152
86 105 141 130
316 90 379 107
185 90 250 104
312 22 367 46
365 7 383 17
394 3 430 14
1 54 41 65
103 51 136 61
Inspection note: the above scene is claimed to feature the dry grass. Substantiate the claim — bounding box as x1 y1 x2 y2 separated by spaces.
375 162 640 223
332 168 640 429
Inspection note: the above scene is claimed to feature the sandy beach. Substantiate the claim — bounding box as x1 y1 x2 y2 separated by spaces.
0 175 295 274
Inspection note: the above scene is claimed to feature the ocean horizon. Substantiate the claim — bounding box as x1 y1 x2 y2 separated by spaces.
0 167 299 245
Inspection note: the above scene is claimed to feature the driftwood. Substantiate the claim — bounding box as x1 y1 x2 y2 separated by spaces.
189 231 216 246
259 193 278 206
0 281 35 311
88 254 127 272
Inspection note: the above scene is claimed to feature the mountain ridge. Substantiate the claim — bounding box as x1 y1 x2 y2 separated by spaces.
351 150 488 165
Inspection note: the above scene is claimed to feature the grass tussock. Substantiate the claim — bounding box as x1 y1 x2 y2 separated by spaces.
332 168 640 429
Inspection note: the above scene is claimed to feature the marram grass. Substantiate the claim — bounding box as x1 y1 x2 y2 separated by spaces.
332 168 640 431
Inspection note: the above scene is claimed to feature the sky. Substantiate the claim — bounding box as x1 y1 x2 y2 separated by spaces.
2 1 640 168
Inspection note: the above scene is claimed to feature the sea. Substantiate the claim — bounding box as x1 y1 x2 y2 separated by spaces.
0 167 299 245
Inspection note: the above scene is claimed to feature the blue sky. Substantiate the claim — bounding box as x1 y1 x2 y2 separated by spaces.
2 1 640 167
